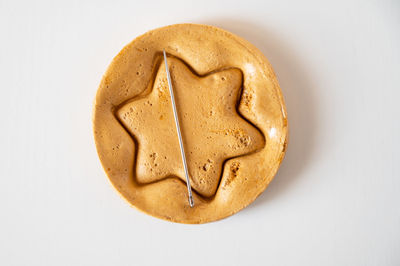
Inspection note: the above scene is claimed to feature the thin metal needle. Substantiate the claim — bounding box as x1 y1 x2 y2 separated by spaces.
163 49 194 208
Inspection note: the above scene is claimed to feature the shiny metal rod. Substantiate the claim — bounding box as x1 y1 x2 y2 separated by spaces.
163 50 194 207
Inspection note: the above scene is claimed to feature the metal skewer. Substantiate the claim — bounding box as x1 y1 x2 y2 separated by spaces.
163 49 194 208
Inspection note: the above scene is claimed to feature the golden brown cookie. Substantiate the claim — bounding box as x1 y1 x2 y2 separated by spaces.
93 23 288 224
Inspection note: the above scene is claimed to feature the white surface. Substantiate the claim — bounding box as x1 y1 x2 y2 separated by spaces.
1 0 399 265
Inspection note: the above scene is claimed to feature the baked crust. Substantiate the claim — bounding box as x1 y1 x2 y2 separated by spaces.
93 23 288 224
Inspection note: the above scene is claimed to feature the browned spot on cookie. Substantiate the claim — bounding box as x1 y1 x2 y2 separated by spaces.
242 88 254 108
282 138 288 153
112 144 121 151
217 129 251 149
202 159 213 171
224 162 240 188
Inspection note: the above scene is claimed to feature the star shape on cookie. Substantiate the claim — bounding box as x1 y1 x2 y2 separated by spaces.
116 56 265 197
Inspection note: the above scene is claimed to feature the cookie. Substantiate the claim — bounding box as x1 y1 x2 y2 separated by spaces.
93 23 288 223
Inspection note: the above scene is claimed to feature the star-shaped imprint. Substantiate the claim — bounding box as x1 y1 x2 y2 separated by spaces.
117 56 265 197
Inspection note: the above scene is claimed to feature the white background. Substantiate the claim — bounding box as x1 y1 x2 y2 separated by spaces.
1 0 399 265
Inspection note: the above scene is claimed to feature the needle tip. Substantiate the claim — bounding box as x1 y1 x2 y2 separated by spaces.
189 196 194 208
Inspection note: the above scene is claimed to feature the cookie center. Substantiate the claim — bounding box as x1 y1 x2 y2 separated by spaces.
116 55 265 198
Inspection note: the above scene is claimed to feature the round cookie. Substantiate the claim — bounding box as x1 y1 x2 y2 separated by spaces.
93 23 288 224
